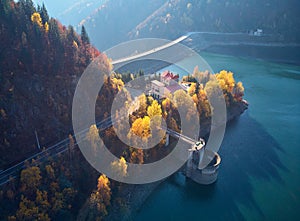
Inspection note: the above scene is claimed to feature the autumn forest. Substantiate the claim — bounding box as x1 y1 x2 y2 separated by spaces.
0 0 246 220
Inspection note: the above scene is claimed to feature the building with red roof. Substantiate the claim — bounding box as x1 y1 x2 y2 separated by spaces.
149 71 184 100
160 70 179 86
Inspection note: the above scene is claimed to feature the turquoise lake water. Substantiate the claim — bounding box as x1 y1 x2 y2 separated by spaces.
134 53 300 221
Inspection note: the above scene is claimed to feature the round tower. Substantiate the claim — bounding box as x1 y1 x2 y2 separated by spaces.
186 141 221 185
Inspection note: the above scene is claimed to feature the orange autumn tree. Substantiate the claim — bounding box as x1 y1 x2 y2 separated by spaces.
192 84 211 118
130 148 144 164
89 174 111 219
97 175 111 207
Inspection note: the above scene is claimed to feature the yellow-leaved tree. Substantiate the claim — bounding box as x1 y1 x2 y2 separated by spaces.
86 124 100 154
147 100 162 118
111 78 124 91
20 166 41 197
111 157 128 178
188 82 197 96
173 89 197 120
130 116 151 140
89 174 111 219
97 175 111 207
196 84 211 118
147 99 163 127
31 12 43 28
137 94 147 116
130 148 144 164
233 81 245 101
216 70 235 94
44 22 49 33
161 97 171 119
192 66 211 85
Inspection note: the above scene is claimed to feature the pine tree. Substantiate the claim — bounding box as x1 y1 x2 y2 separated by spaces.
67 25 76 42
0 0 11 18
39 3 49 24
48 19 61 43
81 25 90 45
19 0 35 18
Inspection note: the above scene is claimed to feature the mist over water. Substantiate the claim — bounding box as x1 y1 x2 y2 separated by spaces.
134 53 300 221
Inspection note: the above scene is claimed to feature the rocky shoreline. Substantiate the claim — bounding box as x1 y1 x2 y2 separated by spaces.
105 101 248 221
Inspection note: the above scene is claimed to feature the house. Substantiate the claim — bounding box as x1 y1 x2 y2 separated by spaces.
150 80 165 99
254 29 263 36
160 70 179 86
149 71 184 99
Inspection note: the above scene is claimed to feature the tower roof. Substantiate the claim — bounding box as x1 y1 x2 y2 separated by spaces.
161 70 179 80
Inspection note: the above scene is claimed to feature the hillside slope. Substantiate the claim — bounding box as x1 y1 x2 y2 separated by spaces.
0 0 102 167
130 0 300 42
33 0 300 50
76 0 166 50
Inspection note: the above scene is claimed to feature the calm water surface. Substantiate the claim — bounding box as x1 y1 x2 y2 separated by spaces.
134 53 300 221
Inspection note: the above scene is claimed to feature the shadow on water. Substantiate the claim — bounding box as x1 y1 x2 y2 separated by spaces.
199 112 287 220
134 112 288 221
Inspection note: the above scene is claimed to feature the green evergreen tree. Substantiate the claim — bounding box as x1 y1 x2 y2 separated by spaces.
0 0 11 17
48 19 60 40
39 3 49 23
19 0 35 17
81 25 90 45
67 25 77 42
